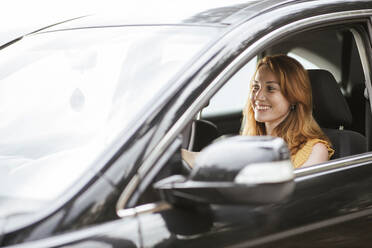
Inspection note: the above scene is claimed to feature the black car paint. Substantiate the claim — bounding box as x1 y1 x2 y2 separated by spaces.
2 0 372 247
136 158 372 247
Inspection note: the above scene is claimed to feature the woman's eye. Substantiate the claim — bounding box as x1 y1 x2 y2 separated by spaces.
252 85 260 91
267 86 276 92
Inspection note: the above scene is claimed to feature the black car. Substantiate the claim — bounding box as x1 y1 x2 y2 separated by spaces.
2 0 372 247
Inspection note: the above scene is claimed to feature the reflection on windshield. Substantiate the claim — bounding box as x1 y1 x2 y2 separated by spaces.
0 25 220 217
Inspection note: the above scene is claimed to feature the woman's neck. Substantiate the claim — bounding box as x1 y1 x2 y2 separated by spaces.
265 124 275 136
264 111 290 136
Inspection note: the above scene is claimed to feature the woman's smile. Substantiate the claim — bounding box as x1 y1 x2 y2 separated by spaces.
254 102 272 111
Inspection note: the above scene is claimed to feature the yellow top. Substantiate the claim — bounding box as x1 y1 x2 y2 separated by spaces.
292 139 334 169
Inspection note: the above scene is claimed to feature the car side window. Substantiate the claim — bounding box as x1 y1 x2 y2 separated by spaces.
135 25 372 215
138 23 372 207
267 26 369 160
202 57 257 118
198 24 370 165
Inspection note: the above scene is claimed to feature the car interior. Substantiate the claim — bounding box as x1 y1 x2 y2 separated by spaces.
186 23 372 163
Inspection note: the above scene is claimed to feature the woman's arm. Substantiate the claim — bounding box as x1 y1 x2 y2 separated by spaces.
301 142 329 167
181 149 199 168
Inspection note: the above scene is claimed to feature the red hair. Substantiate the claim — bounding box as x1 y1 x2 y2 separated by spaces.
241 55 330 156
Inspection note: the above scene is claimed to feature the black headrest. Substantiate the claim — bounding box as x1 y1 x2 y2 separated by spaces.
308 69 352 128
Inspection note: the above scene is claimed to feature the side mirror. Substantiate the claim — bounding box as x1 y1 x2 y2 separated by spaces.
154 136 294 206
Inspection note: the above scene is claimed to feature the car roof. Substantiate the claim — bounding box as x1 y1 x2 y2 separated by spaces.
30 0 293 32
14 0 372 38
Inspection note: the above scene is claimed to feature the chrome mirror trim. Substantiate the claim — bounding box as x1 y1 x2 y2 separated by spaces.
235 160 294 184
117 201 171 218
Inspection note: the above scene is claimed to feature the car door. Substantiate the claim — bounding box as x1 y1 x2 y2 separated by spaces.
133 151 372 248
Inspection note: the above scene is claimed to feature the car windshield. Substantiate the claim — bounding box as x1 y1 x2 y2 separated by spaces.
0 25 221 218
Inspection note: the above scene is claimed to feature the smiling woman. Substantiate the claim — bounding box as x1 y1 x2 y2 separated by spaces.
241 54 334 168
249 65 291 135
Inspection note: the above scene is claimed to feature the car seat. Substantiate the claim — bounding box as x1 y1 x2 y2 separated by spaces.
308 69 366 159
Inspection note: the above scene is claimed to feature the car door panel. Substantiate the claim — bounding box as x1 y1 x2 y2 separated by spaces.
136 155 372 248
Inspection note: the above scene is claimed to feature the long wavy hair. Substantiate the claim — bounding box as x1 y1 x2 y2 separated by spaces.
241 54 330 156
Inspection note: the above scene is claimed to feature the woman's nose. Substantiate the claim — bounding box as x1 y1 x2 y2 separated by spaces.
255 88 265 100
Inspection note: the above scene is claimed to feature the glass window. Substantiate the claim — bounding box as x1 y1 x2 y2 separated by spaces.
0 25 221 218
202 57 257 117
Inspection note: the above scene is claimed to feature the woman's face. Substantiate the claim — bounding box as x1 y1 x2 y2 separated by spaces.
250 65 290 130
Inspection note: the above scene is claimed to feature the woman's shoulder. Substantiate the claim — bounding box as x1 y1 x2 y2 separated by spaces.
303 138 334 157
305 138 330 147
292 138 334 168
